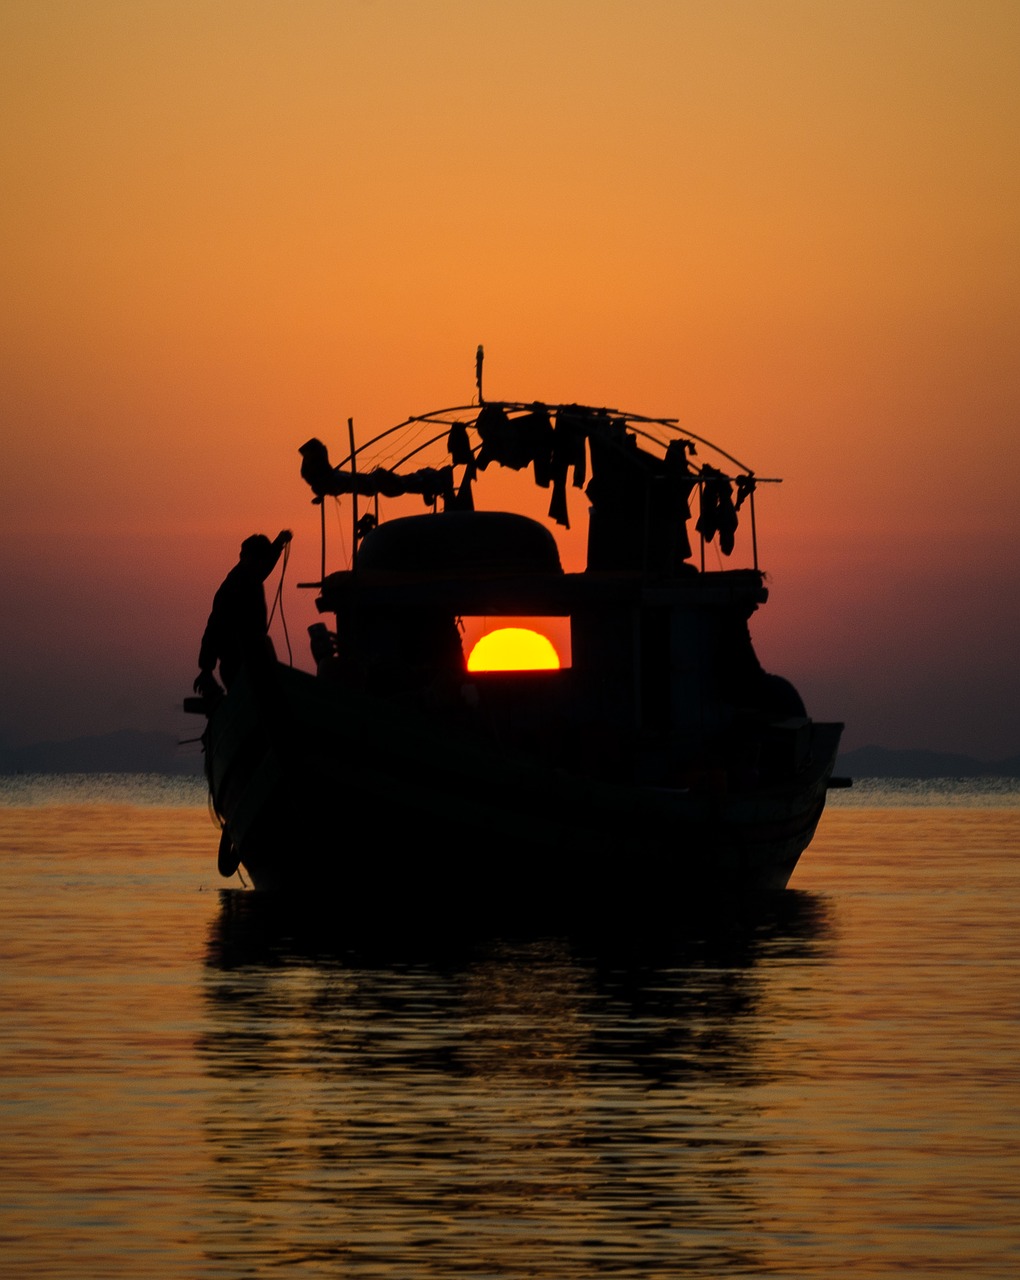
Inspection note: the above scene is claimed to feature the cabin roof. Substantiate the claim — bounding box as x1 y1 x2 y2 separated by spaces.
315 566 767 617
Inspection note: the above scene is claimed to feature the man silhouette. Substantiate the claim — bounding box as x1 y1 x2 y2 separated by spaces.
194 530 292 696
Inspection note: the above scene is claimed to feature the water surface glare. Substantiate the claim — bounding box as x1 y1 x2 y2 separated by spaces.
0 783 1017 1277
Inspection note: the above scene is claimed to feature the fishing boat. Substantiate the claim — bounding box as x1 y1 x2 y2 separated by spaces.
185 353 844 920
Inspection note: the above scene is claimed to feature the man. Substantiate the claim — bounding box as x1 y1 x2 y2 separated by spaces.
194 530 292 696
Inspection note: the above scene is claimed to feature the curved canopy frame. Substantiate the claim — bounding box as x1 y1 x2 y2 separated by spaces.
299 392 782 581
332 399 770 481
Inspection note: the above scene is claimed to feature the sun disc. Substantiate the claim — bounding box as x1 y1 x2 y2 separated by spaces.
467 627 561 672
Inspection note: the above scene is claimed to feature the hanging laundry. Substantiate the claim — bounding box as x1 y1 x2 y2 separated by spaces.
446 419 475 468
735 474 756 511
547 408 592 528
298 439 454 508
664 439 699 564
516 406 555 488
696 465 738 555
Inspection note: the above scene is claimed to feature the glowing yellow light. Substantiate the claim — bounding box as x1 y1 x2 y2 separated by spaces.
467 627 561 672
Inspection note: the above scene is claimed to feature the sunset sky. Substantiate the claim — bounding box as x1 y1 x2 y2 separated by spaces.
2 0 1018 759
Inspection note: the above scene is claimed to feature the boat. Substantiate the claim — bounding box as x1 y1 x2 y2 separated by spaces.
185 352 845 921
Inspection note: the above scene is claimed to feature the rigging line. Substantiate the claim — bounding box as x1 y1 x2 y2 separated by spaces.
372 420 430 468
332 493 350 570
658 423 756 475
392 429 456 470
266 540 286 625
359 423 414 470
266 540 293 666
334 403 479 467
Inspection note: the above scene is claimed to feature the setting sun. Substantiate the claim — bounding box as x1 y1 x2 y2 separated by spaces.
467 628 561 673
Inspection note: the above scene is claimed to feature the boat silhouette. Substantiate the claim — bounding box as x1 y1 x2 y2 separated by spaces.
186 354 844 918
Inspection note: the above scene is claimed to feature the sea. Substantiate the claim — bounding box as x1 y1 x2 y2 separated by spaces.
0 775 1017 1279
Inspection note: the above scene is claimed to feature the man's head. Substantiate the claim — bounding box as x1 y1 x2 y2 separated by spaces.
239 534 273 565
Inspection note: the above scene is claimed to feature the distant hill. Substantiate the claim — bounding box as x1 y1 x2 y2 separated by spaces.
1 731 1017 780
0 730 205 776
836 745 1020 779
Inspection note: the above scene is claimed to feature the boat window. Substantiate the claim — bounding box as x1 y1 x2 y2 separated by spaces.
461 616 571 671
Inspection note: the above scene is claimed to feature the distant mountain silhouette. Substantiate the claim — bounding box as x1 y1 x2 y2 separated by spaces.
1 731 1016 779
0 730 204 776
837 745 1020 779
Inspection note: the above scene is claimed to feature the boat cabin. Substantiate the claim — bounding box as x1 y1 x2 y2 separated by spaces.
314 508 804 785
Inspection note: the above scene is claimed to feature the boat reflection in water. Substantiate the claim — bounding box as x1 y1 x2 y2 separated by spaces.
197 890 831 1276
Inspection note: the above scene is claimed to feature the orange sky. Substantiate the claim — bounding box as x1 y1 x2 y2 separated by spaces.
2 0 1018 756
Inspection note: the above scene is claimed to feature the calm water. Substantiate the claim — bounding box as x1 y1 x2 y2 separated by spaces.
0 776 1017 1278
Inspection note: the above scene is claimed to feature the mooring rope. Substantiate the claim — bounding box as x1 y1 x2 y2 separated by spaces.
266 539 293 665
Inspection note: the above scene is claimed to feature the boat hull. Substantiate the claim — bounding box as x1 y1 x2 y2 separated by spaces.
201 664 842 922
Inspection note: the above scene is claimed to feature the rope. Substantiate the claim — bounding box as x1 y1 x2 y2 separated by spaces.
266 540 293 665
